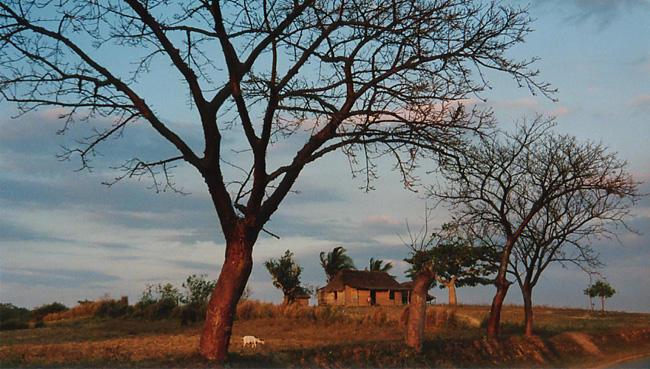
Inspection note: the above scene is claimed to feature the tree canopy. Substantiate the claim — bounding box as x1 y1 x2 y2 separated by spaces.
320 246 355 282
368 257 393 273
584 280 616 312
264 249 307 304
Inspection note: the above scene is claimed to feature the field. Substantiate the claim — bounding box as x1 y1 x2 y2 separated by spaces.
1 302 649 368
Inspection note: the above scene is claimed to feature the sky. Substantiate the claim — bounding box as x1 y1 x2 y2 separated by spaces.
1 1 649 313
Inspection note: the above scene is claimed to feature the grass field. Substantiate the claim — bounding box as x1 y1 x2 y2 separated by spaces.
1 302 649 368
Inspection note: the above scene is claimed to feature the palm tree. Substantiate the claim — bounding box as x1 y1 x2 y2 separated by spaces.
367 257 393 273
320 246 355 282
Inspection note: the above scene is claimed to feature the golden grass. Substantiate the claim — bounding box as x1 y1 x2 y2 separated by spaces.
2 302 649 367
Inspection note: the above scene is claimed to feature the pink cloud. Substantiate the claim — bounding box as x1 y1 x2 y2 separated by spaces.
550 106 570 117
627 95 650 110
363 215 401 229
492 97 538 110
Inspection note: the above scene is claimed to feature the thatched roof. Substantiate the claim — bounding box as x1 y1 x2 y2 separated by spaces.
319 269 408 292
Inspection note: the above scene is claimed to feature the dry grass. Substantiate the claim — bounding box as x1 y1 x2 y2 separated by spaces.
1 302 649 367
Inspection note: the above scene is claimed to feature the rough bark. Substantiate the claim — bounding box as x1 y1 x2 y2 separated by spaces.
601 296 605 313
406 269 434 352
199 231 254 362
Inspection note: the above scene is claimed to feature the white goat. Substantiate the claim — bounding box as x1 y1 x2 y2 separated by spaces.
241 335 265 349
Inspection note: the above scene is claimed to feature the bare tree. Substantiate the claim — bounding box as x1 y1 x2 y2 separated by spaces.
0 0 552 362
511 159 637 335
434 116 640 337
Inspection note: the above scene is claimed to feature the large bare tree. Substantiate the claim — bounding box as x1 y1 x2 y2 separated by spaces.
434 117 639 337
0 0 552 361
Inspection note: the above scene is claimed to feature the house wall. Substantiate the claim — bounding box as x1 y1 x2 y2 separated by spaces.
319 288 412 306
358 289 371 306
295 297 309 306
318 290 345 306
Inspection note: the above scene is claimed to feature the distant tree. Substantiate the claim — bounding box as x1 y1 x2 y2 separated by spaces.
584 285 597 311
585 280 616 313
320 246 355 282
367 257 393 273
0 0 553 361
404 223 495 305
432 225 496 305
265 250 306 304
181 274 217 307
433 117 639 336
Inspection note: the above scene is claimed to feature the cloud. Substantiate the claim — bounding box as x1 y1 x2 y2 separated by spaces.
550 106 570 117
627 95 650 111
1 267 121 289
538 0 650 28
492 98 538 110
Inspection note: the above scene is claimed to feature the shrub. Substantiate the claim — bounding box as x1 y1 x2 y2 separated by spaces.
0 303 33 330
95 297 130 318
181 274 216 306
32 302 67 320
134 283 182 320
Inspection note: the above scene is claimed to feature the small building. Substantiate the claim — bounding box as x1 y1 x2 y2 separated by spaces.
292 286 311 306
318 269 412 306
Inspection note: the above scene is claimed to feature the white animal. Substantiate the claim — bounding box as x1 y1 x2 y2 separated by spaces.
241 335 265 349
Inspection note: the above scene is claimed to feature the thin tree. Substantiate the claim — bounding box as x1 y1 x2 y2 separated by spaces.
584 284 596 311
367 257 393 273
0 0 552 362
585 280 616 313
320 246 355 282
510 161 636 335
264 250 306 304
433 116 639 336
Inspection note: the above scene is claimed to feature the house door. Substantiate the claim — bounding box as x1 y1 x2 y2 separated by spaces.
370 290 376 305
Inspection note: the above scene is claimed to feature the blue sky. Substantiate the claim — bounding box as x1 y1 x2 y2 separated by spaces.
1 1 649 313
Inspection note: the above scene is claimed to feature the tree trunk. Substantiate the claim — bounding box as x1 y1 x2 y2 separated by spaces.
199 232 254 363
447 280 457 306
601 296 605 312
406 269 434 352
487 273 510 337
522 286 534 336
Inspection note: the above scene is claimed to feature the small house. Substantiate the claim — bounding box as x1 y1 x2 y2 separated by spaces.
292 286 311 306
318 269 411 306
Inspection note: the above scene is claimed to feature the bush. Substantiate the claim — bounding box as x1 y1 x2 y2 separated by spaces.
181 274 216 306
133 283 183 320
32 302 67 320
0 303 33 330
95 297 130 318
